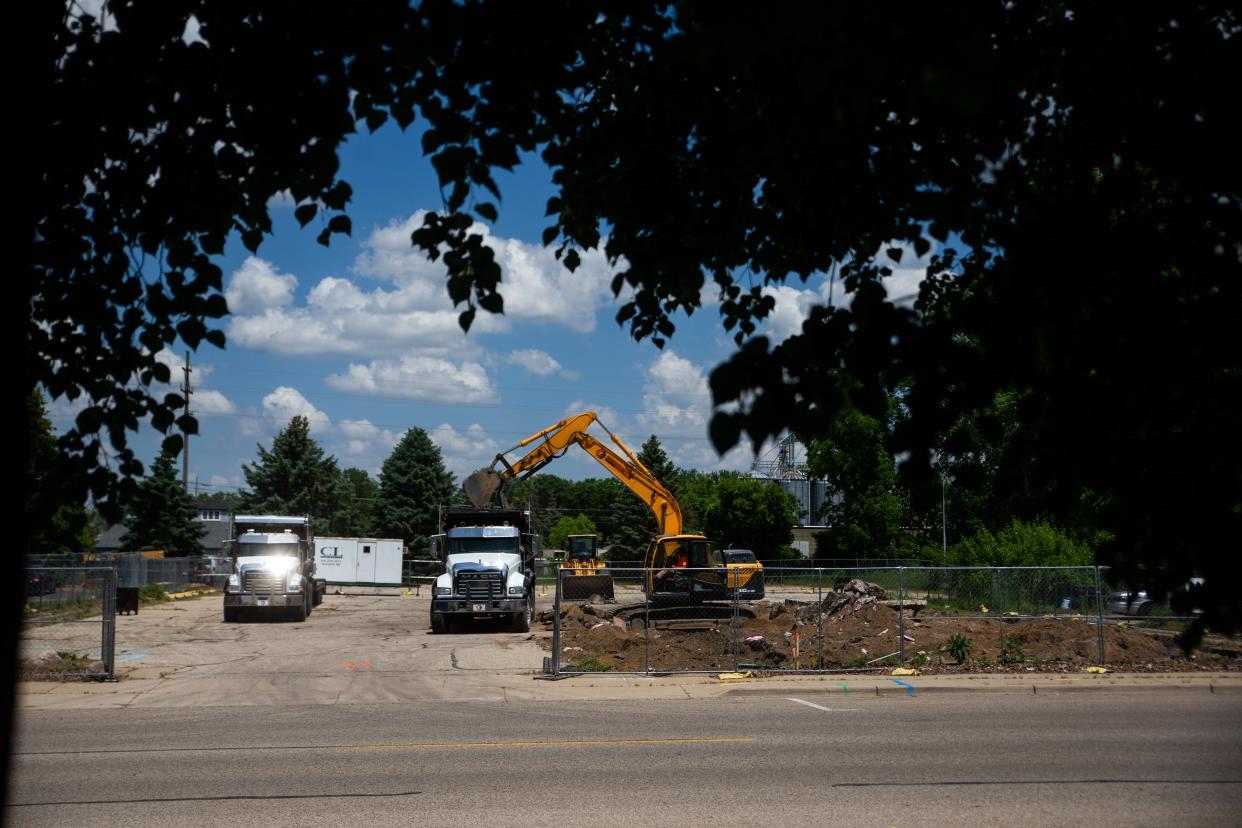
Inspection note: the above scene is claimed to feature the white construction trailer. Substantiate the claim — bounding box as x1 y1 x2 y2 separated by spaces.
314 537 404 587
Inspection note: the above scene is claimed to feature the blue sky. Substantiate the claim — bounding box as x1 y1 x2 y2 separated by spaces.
49 121 934 496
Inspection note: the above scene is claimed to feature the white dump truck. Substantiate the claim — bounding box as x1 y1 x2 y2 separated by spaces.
430 506 537 633
223 515 326 622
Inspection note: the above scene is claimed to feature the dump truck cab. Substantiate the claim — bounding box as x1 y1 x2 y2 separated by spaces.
430 507 537 633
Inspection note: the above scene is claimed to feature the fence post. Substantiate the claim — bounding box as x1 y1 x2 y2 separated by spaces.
551 567 562 675
101 567 116 680
996 568 1005 660
1093 565 1106 666
643 569 651 674
817 568 824 671
731 572 740 672
897 567 906 664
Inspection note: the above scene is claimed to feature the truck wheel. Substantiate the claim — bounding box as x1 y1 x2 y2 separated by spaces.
431 612 448 634
289 598 307 622
303 591 313 617
512 596 532 633
223 605 239 623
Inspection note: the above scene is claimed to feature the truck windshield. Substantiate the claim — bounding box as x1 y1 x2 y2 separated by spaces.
239 542 299 557
448 537 518 556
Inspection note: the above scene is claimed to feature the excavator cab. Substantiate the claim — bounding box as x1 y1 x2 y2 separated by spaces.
559 534 614 600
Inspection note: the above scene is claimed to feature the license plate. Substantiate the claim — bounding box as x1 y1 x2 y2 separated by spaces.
473 603 486 612
257 599 269 607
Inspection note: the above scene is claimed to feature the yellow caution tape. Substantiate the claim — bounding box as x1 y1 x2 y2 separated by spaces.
891 668 921 676
1083 666 1109 674
716 671 753 681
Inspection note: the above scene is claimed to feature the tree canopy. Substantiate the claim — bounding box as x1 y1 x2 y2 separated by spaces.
548 514 597 553
376 428 456 551
238 416 347 533
121 446 205 556
26 2 1241 642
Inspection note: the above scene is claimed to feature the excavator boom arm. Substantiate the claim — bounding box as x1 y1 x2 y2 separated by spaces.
472 412 683 535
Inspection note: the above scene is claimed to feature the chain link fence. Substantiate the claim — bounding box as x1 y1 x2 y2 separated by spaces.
20 566 116 680
27 554 230 590
550 565 1203 675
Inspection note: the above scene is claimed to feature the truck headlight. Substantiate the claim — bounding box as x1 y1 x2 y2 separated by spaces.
434 587 453 597
226 574 240 593
508 586 524 596
287 574 303 592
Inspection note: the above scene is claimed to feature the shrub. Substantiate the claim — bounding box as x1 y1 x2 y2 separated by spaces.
947 633 972 663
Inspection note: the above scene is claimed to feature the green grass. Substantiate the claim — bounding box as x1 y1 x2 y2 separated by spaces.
570 654 612 672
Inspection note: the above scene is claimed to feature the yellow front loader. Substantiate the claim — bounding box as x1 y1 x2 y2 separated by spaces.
560 533 614 600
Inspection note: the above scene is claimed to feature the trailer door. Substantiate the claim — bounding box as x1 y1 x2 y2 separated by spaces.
355 540 377 583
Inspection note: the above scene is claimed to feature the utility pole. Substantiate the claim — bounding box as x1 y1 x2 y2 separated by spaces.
181 351 193 491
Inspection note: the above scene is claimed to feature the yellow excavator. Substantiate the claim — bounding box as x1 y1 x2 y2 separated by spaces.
462 412 764 603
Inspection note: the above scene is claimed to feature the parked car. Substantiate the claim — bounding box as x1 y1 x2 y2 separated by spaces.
1106 590 1156 616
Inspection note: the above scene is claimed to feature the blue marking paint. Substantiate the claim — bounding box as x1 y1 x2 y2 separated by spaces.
892 678 915 696
117 648 150 663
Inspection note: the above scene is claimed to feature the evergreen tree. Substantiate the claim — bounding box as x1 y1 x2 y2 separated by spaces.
337 467 380 537
637 435 677 488
376 428 455 552
238 416 346 533
27 391 94 555
121 447 204 556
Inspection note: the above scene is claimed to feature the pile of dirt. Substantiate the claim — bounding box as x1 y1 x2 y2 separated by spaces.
542 589 1241 674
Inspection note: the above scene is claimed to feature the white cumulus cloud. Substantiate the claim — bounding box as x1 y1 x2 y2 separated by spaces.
261 386 331 434
430 423 501 480
326 356 496 404
225 257 298 312
505 349 566 377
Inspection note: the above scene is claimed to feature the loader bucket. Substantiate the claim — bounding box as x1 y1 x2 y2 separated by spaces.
560 570 615 601
463 468 502 507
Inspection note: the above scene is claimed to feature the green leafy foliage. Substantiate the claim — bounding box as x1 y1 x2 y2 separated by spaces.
27 392 94 555
806 406 913 560
947 634 973 665
120 447 205 556
1001 637 1025 666
548 515 597 552
29 2 1240 648
950 521 1094 568
701 475 799 558
376 428 456 553
29 2 421 523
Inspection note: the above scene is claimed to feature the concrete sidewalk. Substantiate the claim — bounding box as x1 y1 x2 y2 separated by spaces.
18 668 1239 710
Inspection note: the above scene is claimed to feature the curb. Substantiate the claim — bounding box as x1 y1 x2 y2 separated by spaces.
165 589 218 600
716 676 1242 697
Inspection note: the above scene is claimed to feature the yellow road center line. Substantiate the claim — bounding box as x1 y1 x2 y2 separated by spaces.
339 738 755 751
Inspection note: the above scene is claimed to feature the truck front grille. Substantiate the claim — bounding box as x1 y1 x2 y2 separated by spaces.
456 571 503 601
244 571 283 594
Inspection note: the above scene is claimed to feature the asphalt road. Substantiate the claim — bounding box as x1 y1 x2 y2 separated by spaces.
9 690 1241 826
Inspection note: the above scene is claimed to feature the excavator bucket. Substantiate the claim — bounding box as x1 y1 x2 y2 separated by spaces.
463 468 502 507
560 568 615 601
